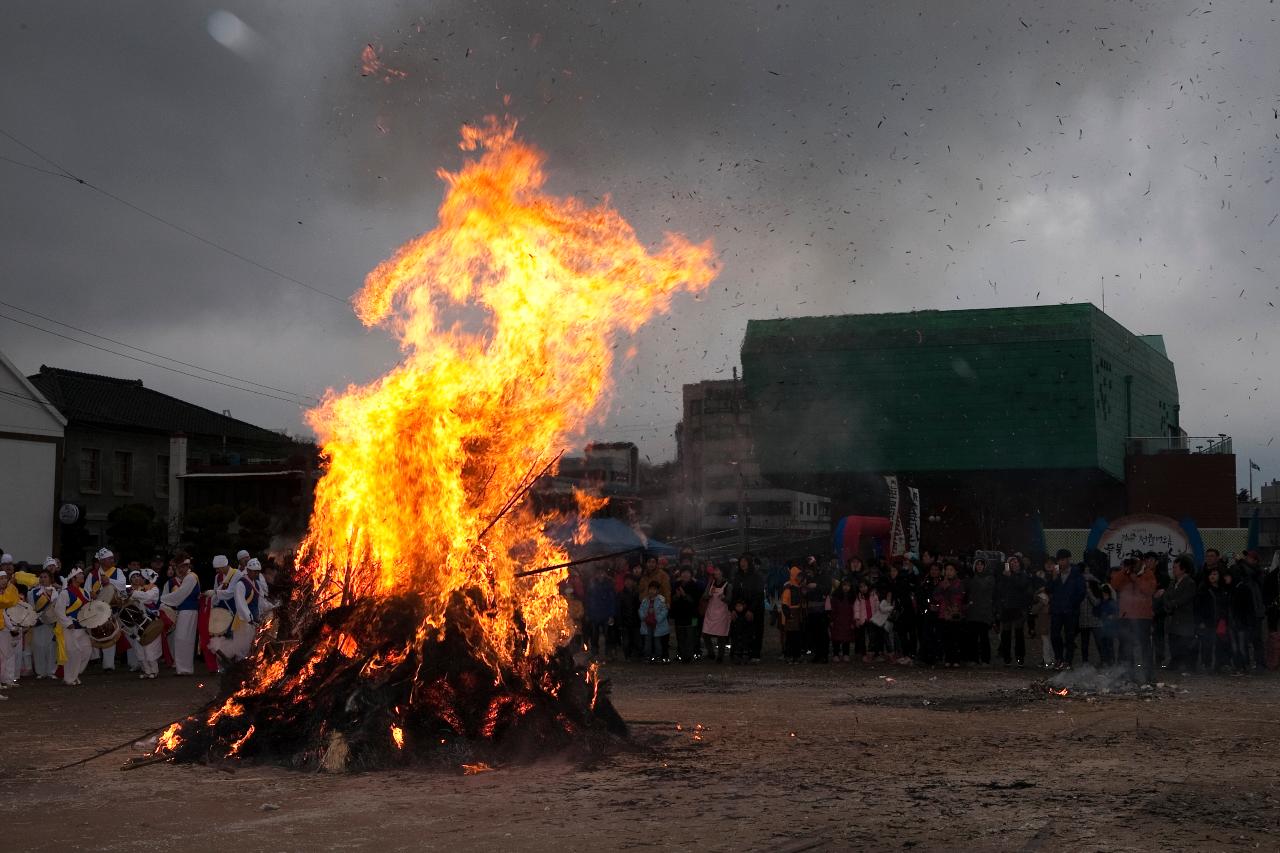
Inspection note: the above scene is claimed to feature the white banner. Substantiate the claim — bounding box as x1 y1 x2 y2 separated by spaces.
884 475 906 556
907 487 921 556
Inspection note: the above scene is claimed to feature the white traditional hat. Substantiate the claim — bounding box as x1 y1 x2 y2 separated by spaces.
127 568 143 579
0 554 13 565
141 568 159 584
95 547 114 561
245 558 262 571
236 549 250 561
42 557 59 570
212 555 229 569
63 567 84 584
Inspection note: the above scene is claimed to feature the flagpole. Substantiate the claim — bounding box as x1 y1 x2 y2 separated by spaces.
1249 460 1254 501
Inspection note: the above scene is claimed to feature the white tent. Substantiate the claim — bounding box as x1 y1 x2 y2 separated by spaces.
0 347 65 562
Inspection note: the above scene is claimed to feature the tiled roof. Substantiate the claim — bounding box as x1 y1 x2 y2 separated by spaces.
28 366 293 445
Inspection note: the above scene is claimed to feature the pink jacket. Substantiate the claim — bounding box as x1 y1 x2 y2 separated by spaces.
852 593 879 628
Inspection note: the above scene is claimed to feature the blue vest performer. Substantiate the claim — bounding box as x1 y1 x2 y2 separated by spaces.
160 555 201 676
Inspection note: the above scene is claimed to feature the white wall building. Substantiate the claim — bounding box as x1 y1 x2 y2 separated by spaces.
0 348 66 562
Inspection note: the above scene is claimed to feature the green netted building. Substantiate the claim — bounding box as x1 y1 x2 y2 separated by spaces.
740 304 1181 546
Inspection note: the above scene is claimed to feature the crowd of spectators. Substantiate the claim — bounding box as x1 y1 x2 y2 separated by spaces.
559 545 1280 682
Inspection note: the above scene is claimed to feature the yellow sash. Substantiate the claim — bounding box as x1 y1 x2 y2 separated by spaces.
54 622 67 665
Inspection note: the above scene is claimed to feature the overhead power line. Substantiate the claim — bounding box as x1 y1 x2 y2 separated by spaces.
0 126 351 307
0 310 311 407
0 298 321 404
0 386 57 412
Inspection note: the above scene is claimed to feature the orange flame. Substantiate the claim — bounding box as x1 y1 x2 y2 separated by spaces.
462 762 494 775
157 722 183 753
390 725 405 749
228 724 256 757
298 115 717 673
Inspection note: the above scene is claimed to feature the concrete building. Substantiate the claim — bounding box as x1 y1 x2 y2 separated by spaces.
27 366 314 559
0 349 66 562
1240 480 1280 555
741 304 1235 551
677 376 830 541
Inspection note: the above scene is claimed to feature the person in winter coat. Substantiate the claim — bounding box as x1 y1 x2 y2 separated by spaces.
997 556 1033 667
780 566 806 663
1077 578 1102 665
965 559 997 665
669 568 703 663
584 567 618 660
1227 566 1262 672
919 563 945 665
639 556 672 608
728 599 753 663
1046 549 1086 670
1157 554 1198 671
828 579 855 662
616 576 642 661
1196 568 1232 672
872 588 896 659
637 581 670 663
1111 555 1158 681
700 567 732 663
852 580 881 662
1231 551 1267 669
804 569 830 663
888 562 919 661
931 563 966 667
733 554 767 662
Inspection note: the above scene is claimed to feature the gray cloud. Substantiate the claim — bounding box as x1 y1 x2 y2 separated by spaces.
1 1 1276 481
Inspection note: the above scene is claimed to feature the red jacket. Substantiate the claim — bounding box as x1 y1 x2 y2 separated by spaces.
829 596 854 642
1109 568 1157 620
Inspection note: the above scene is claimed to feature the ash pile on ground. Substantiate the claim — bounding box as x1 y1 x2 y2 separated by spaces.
162 593 628 772
1044 664 1190 699
834 666 1188 713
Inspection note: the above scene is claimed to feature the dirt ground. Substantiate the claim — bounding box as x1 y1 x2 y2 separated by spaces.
4 656 1279 852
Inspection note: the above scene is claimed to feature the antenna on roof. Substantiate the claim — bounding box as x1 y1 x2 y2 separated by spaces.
221 409 231 417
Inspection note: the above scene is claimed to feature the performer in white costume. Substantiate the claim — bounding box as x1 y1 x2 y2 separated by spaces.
160 555 200 675
86 548 127 671
27 560 60 679
207 555 257 664
126 569 163 678
54 567 92 686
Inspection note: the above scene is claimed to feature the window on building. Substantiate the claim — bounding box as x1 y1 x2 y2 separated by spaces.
156 454 170 497
79 448 101 493
113 450 134 495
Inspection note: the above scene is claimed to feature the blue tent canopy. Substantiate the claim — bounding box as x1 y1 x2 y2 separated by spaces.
546 517 679 559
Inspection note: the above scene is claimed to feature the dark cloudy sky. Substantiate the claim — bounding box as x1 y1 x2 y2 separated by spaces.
1 1 1276 484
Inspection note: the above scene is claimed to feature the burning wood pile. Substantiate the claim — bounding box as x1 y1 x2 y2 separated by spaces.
153 117 717 771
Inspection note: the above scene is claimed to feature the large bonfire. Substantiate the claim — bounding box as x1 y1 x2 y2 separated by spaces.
156 117 717 770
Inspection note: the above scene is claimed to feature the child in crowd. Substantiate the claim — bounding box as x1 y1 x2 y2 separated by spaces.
828 579 855 662
871 586 894 662
728 600 753 664
853 580 880 663
638 581 670 663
